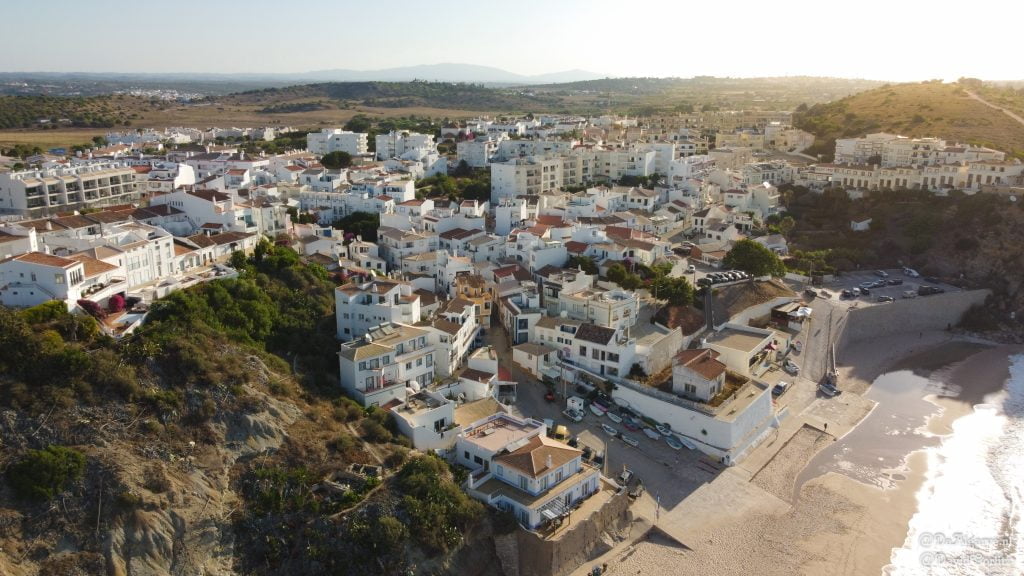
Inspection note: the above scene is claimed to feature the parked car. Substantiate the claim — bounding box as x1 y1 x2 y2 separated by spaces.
903 267 921 277
791 340 803 353
918 285 944 296
851 287 861 296
860 287 871 296
872 279 888 288
877 295 895 303
783 359 800 375
804 288 817 298
687 264 696 273
562 408 584 422
818 382 840 397
875 270 889 278
772 381 790 397
924 276 939 284
841 289 855 299
618 468 634 485
887 278 904 286
902 290 918 299
859 281 875 289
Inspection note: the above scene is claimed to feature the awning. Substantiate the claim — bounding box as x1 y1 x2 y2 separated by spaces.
541 509 558 521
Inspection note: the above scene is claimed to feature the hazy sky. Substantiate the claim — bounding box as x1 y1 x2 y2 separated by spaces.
2 0 1019 81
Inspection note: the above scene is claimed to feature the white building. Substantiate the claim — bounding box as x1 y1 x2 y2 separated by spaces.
307 129 369 156
457 412 601 530
338 322 436 407
375 131 436 161
335 278 421 340
0 161 140 217
0 252 86 310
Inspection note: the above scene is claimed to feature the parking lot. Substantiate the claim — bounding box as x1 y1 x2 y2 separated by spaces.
501 350 722 510
818 268 960 307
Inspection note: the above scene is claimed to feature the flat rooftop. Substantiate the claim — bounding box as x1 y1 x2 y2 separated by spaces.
707 328 767 354
462 413 544 453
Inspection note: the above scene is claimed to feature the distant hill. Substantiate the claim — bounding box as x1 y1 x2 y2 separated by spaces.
296 63 603 85
794 81 1024 160
220 81 561 112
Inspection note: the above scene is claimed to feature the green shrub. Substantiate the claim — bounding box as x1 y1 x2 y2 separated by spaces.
6 445 86 501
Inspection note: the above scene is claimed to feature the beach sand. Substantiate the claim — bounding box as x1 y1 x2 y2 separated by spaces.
583 333 1014 576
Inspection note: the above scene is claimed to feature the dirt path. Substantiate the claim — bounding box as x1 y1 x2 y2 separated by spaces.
964 90 1024 128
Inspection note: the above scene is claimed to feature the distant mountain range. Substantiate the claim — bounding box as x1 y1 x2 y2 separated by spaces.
0 64 605 93
291 63 604 85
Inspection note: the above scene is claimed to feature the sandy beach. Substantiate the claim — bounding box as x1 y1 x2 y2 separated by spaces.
574 332 1016 576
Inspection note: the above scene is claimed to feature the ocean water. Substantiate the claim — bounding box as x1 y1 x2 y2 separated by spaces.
884 354 1024 575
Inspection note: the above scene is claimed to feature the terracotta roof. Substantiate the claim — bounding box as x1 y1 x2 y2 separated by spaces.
439 227 482 241
460 368 495 383
574 323 616 346
431 318 462 335
494 435 580 478
185 234 217 248
188 189 230 202
564 240 589 254
66 253 118 278
5 251 78 268
414 288 438 306
513 342 557 357
535 215 564 226
675 348 726 381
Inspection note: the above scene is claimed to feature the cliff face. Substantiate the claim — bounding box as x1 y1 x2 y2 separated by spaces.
0 355 301 576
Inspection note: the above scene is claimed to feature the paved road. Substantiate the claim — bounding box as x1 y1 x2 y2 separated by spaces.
965 89 1024 128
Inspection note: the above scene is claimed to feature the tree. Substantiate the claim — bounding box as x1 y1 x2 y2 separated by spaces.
6 445 86 501
567 255 598 275
91 135 108 147
723 239 786 277
345 115 372 133
778 215 796 237
451 160 472 178
321 151 352 169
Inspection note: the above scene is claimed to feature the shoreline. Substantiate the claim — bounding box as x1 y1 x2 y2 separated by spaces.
584 332 1017 576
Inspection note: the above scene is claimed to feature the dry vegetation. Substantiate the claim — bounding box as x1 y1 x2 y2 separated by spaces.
795 81 1024 160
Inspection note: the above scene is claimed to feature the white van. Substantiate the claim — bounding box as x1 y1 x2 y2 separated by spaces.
903 267 920 278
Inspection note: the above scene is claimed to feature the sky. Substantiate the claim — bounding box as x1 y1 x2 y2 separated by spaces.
1 0 1020 81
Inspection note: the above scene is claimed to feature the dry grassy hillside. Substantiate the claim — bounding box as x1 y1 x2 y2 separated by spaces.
795 81 1024 160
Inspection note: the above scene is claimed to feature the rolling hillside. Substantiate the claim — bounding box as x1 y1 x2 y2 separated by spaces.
794 81 1024 160
221 81 562 112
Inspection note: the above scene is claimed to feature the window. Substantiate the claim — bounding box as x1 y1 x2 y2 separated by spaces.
426 354 433 367
579 345 587 356
406 362 412 370
608 353 619 363
519 475 528 490
464 451 470 460
684 383 697 395
416 358 423 367
592 349 599 360
359 361 367 370
365 376 374 387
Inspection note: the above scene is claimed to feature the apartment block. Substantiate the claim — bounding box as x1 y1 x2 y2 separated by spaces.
0 162 140 217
